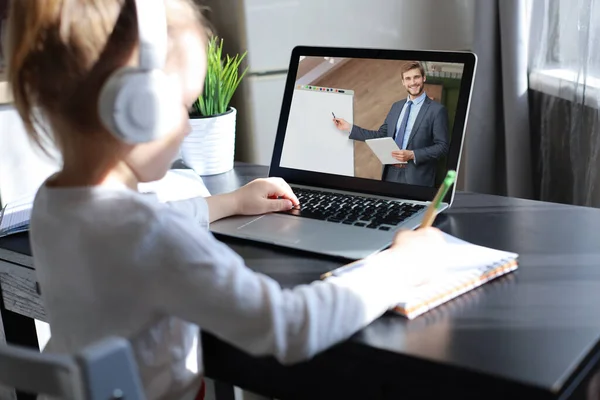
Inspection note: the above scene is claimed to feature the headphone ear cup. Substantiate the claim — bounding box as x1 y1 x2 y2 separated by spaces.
98 68 182 143
98 67 131 141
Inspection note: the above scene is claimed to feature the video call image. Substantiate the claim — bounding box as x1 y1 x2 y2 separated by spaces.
279 56 465 188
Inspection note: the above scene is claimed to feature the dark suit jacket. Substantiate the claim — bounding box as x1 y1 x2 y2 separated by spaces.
349 97 449 187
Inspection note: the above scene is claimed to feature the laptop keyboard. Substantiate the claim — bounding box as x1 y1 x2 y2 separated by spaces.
278 187 425 231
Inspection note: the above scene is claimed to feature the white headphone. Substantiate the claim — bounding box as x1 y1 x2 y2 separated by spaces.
98 0 181 143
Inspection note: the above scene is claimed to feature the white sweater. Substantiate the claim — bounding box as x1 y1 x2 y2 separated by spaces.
30 181 426 399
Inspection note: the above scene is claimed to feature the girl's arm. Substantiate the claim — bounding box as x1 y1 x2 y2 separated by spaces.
141 207 441 365
165 178 299 225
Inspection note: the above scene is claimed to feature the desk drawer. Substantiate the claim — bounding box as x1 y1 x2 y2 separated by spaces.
0 260 46 322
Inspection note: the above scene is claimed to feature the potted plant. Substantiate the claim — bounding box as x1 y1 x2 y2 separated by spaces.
180 36 248 175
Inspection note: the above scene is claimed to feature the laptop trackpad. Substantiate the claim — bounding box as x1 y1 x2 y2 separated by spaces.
237 215 302 245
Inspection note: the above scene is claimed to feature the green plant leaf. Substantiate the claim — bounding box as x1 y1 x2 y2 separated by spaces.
192 36 248 117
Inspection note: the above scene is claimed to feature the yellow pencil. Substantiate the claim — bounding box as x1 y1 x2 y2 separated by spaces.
420 170 456 228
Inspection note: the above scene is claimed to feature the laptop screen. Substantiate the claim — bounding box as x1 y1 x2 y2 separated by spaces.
269 48 476 203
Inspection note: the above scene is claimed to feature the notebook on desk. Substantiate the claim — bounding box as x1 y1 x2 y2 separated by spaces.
321 232 519 319
0 169 211 239
0 194 35 238
210 46 478 260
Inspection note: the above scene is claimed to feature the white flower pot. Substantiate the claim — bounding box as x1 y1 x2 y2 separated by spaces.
181 107 237 176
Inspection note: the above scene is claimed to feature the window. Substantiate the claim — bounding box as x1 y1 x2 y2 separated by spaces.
528 0 600 107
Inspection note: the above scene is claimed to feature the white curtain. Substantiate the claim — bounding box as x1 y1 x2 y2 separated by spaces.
528 0 600 206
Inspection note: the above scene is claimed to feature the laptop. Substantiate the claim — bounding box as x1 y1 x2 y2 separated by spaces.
210 46 477 260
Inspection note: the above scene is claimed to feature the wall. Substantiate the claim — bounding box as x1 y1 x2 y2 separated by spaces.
427 77 462 132
208 0 477 73
426 76 462 185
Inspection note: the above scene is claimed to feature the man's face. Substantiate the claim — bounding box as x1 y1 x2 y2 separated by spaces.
402 68 425 97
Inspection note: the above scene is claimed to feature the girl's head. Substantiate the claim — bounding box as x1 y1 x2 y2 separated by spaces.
6 0 209 186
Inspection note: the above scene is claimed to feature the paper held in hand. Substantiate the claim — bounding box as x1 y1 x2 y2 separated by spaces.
365 137 408 165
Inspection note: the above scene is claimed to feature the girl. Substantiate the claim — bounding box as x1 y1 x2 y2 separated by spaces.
6 0 442 399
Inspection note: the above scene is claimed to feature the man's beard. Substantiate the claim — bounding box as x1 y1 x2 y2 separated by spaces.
408 85 423 96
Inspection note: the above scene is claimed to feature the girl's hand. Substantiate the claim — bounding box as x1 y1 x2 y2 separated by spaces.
233 177 300 215
390 227 445 251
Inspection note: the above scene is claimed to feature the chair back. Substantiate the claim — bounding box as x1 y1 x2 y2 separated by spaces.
0 336 145 399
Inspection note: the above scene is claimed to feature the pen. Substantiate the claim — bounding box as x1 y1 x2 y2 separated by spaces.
321 258 366 279
420 170 456 228
332 112 336 119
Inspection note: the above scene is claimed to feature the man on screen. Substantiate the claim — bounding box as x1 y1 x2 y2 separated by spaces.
332 61 449 187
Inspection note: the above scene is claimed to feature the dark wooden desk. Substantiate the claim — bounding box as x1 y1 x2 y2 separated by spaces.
1 163 600 400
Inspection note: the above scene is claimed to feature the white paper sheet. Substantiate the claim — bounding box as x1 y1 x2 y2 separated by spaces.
365 137 407 165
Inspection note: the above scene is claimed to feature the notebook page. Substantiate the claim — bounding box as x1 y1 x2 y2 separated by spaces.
329 233 517 278
394 260 515 303
326 249 448 290
436 232 518 272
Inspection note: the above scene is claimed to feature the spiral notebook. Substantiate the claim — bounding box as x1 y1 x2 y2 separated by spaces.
321 233 518 319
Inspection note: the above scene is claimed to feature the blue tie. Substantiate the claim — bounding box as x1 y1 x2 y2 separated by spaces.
395 100 413 149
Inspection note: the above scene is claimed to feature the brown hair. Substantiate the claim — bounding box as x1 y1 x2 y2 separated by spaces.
6 0 208 157
401 61 425 79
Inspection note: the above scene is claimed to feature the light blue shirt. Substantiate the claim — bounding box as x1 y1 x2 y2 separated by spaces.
393 91 427 150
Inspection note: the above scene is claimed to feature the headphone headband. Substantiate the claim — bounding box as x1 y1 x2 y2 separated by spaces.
134 0 167 70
